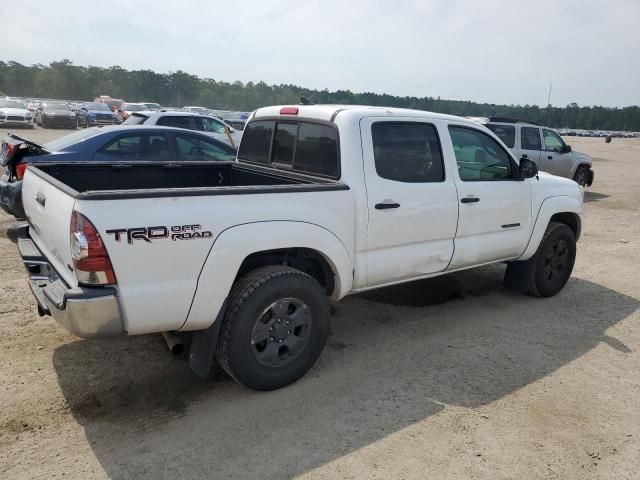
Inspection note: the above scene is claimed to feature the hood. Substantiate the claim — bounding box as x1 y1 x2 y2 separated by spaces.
572 149 592 166
0 107 31 115
87 109 115 115
536 171 583 203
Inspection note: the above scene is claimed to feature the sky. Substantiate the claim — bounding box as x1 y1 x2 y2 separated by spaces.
2 0 639 107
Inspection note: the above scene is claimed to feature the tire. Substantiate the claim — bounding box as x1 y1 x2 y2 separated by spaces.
526 222 576 297
573 165 590 187
216 265 330 391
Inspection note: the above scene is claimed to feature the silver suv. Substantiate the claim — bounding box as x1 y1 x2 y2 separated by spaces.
123 110 242 147
482 117 594 186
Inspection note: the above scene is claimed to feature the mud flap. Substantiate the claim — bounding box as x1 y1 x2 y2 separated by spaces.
189 299 227 378
504 257 536 293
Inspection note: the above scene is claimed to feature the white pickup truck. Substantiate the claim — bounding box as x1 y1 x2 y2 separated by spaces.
13 105 584 390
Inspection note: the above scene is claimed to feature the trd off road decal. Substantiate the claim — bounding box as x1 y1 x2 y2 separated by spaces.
106 224 213 244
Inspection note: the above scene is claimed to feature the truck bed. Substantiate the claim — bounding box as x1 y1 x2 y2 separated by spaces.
29 162 345 199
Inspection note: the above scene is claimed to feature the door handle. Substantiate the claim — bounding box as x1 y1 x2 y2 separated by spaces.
375 201 400 210
460 197 479 204
35 192 46 207
547 155 553 160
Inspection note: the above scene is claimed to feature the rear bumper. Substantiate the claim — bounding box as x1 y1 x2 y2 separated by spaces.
11 224 124 337
0 176 25 218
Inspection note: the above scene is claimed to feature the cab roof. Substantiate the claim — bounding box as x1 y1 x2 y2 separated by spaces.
252 104 478 126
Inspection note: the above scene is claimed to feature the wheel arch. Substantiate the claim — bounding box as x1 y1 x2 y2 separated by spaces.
181 221 354 331
519 196 583 261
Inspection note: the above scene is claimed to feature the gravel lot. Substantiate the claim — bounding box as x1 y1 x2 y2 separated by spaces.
0 126 638 479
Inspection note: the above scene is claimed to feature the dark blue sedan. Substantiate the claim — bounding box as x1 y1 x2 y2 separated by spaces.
0 125 237 218
76 102 117 127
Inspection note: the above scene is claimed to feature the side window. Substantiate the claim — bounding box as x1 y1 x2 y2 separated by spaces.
449 126 513 181
103 134 142 157
293 123 339 177
157 116 200 130
200 117 227 134
237 120 275 164
102 134 171 160
542 129 565 152
272 122 298 166
486 124 515 148
371 122 444 182
521 127 542 150
175 134 236 161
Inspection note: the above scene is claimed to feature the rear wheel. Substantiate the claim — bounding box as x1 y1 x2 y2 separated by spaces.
216 265 330 391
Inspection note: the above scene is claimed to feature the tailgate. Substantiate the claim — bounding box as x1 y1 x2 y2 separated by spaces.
22 167 78 287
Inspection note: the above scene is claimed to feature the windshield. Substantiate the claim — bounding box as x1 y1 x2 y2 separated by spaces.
44 102 70 111
122 103 149 112
0 100 27 109
44 129 102 152
85 103 111 111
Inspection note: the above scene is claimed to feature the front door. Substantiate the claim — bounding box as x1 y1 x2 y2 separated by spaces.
360 118 459 287
446 124 533 270
540 128 570 176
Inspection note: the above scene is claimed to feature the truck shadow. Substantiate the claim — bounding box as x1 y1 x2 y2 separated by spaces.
52 265 638 479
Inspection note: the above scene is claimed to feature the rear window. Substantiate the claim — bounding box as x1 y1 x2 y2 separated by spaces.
123 113 149 125
486 124 515 148
238 120 339 177
272 122 298 165
156 115 200 130
238 120 275 164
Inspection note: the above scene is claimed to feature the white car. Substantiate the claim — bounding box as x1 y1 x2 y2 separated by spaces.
123 110 242 147
0 99 33 128
14 105 584 391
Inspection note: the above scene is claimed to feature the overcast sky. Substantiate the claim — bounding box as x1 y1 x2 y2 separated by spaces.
2 0 639 107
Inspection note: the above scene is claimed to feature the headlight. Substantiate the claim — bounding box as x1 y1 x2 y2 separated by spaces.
25 113 32 119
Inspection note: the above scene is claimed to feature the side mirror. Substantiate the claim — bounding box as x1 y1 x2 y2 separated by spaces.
563 144 572 153
519 158 538 179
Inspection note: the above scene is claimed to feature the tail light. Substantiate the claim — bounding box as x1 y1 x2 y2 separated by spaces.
15 162 28 180
70 210 117 285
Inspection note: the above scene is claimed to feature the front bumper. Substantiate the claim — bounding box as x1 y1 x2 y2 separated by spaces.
0 176 25 218
42 116 76 127
11 224 124 337
0 118 33 127
87 116 116 126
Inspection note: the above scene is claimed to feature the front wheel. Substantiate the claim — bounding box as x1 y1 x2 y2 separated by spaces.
573 165 591 187
216 266 330 391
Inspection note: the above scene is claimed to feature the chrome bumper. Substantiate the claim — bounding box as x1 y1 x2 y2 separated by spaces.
11 224 124 337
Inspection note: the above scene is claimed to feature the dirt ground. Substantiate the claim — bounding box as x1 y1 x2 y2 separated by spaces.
0 126 638 480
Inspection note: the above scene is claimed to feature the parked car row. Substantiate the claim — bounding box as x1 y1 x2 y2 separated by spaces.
3 104 587 391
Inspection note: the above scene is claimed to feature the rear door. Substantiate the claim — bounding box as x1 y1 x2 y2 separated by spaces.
446 124 532 269
519 126 543 166
360 118 459 286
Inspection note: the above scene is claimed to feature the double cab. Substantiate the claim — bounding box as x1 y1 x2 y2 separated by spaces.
13 105 584 390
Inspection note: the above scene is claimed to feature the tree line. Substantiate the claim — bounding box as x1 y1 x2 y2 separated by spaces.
1 60 639 131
